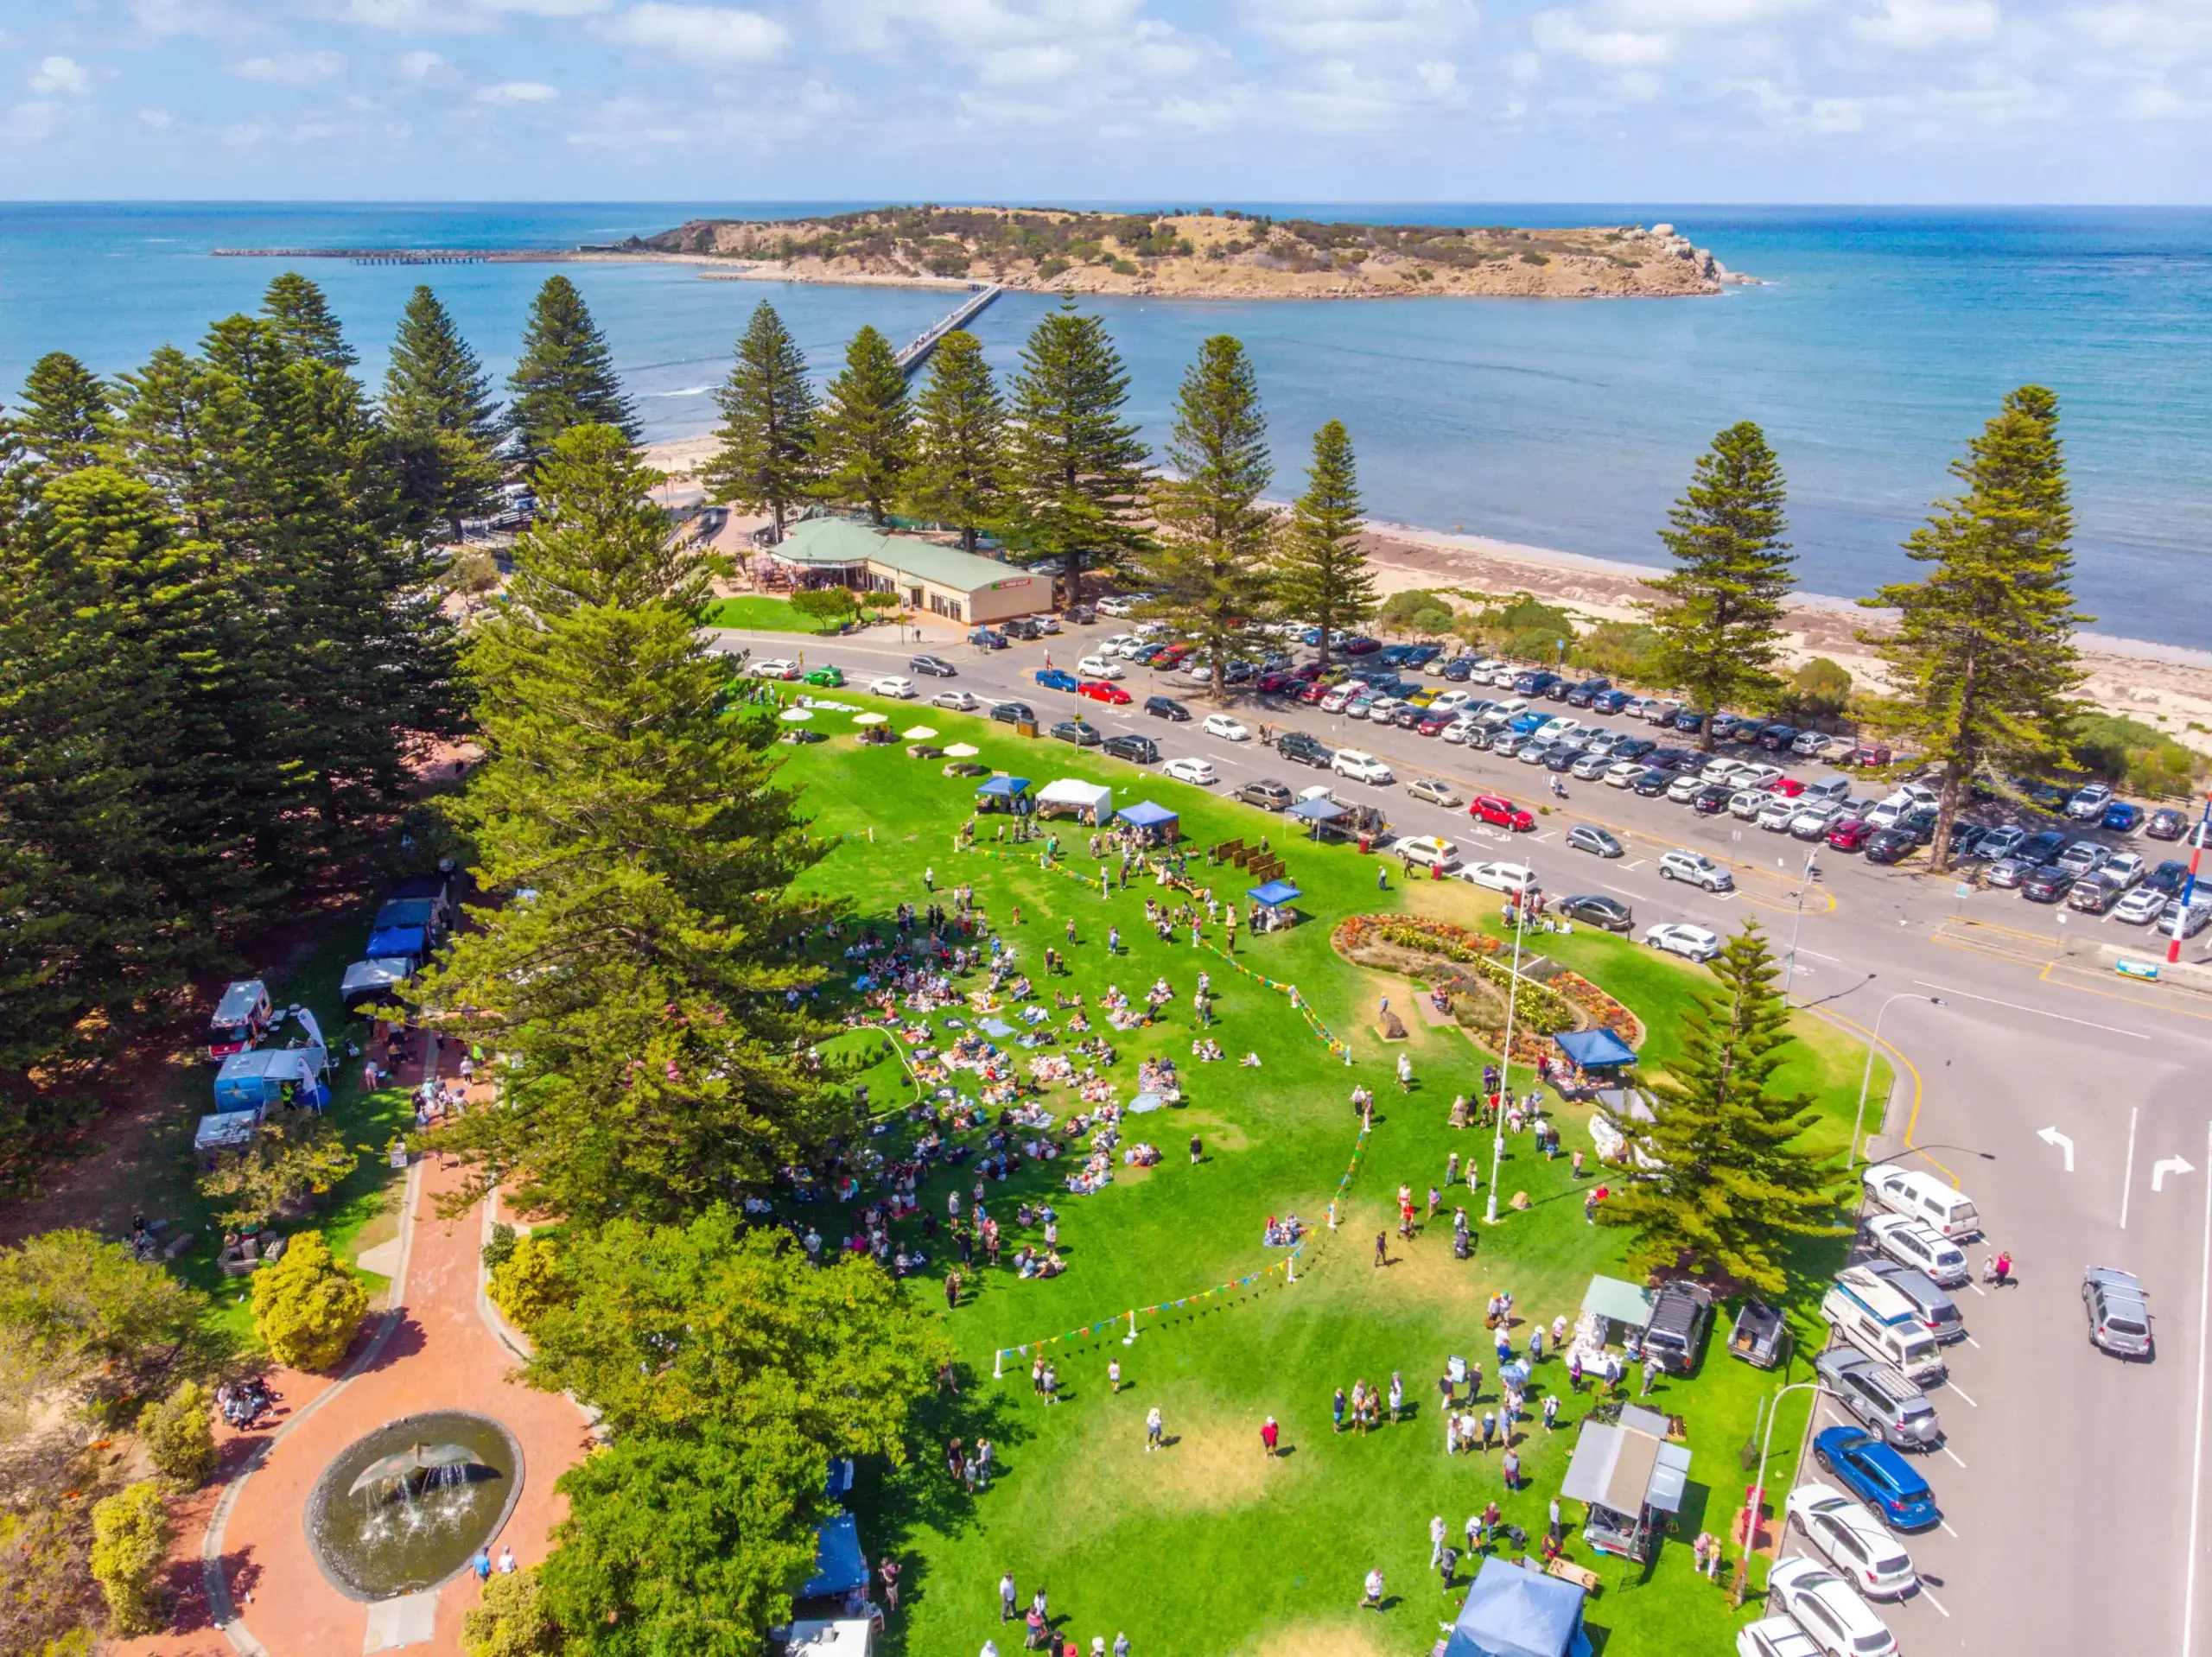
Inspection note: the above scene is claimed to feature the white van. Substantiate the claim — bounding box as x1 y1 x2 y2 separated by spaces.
1862 1166 1981 1241
1828 1265 1925 1331
1822 1279 1948 1384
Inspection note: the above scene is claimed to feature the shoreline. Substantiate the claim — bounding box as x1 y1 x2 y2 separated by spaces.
639 434 2212 759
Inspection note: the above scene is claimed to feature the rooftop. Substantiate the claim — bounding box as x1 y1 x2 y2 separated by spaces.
774 517 1036 594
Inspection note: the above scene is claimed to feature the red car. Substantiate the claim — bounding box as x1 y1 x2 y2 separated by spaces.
1764 776 1806 797
1826 816 1873 851
1416 712 1454 737
1154 642 1196 669
1471 795 1536 832
1291 663 1326 682
1078 681 1132 705
1255 672 1299 694
1297 682 1331 706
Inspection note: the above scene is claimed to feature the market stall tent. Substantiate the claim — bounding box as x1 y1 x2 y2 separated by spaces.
975 775 1031 813
1247 879 1304 930
1116 800 1179 844
1440 1558 1592 1657
1036 778 1114 824
802 1512 869 1598
1554 1028 1639 1070
1560 1403 1691 1562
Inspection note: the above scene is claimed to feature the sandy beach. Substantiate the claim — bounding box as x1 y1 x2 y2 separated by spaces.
642 434 2212 762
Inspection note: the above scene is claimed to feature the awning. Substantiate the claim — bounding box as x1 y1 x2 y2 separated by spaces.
1116 801 1178 828
341 959 414 1006
1560 1405 1689 1517
1287 797 1348 822
1037 778 1113 816
1247 880 1302 907
194 1108 264 1152
1442 1557 1592 1657
976 776 1030 797
1581 1274 1655 1326
801 1512 868 1598
1554 1029 1639 1069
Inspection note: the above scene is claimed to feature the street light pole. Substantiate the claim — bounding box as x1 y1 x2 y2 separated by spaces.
1781 848 1821 1003
1849 992 1944 1168
1484 877 1535 1226
1740 1379 1825 1598
2169 792 2212 966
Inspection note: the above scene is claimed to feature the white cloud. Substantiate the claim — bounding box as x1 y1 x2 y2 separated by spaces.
229 49 347 83
1531 10 1674 63
30 56 91 95
139 106 174 127
0 100 60 140
978 43 1077 83
1850 0 2000 45
475 79 561 101
602 3 788 63
396 48 461 84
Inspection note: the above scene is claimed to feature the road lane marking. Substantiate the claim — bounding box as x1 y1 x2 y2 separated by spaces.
1795 947 1846 962
1910 981 2152 1038
2124 1105 2141 1229
2183 1116 2212 1657
1945 1381 1978 1407
2038 1126 2075 1173
1940 1519 1961 1538
1961 1334 1980 1349
1919 1586 1952 1618
1941 1444 1967 1469
2158 1154 2200 1194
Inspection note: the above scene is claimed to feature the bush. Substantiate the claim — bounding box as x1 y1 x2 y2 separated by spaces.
2069 712 2204 798
487 1235 568 1333
140 1381 217 1489
249 1231 368 1373
89 1482 169 1638
482 1222 518 1274
196 1111 355 1232
1786 657 1853 720
787 587 856 620
1378 587 1452 631
461 1565 561 1657
1570 620 1663 684
1459 591 1579 661
1037 256 1071 279
447 549 500 595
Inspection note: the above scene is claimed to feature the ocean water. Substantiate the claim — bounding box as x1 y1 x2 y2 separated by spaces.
2 201 2206 646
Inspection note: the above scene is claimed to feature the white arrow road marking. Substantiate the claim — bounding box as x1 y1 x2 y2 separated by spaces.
2039 1126 2075 1173
2156 1156 2197 1193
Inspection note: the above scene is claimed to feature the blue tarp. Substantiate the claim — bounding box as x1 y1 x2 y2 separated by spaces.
1248 880 1302 907
1554 1028 1640 1070
1117 801 1178 828
1441 1559 1592 1657
1288 797 1348 822
976 776 1031 797
365 925 429 962
801 1512 868 1598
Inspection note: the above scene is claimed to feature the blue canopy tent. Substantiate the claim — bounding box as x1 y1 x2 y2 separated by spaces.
975 775 1032 815
801 1512 869 1599
1247 879 1304 932
1439 1559 1592 1657
1554 1029 1639 1070
1116 800 1179 845
365 925 429 964
1287 795 1350 841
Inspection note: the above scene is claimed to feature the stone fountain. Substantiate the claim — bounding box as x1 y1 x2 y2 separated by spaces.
304 1412 524 1601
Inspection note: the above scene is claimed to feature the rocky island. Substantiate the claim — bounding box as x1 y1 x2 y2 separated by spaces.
602 206 1754 300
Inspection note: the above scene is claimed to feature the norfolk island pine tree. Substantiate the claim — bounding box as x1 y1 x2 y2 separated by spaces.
903 330 1005 552
815 323 912 524
505 276 639 477
1274 418 1376 672
707 301 821 544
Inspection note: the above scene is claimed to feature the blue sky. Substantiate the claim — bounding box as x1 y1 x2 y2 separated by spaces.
2 0 2207 201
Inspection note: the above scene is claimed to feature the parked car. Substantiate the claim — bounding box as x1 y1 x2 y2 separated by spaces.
1659 848 1734 891
1864 1214 1970 1287
1078 681 1132 705
1758 724 1800 752
988 700 1035 725
2116 886 2171 924
1827 816 1873 852
1102 733 1159 764
1235 778 1293 810
968 627 1008 650
1815 1348 1942 1449
1766 1557 1900 1657
2146 807 2190 841
1810 1425 1942 1531
907 654 957 677
1076 655 1125 681
1049 720 1101 747
1736 1617 1821 1657
868 676 917 698
1332 748 1395 785
1463 860 1538 895
1786 1484 1918 1600
1567 824 1624 858
931 689 979 711
1559 893 1634 932
1640 1280 1713 1374
750 657 800 680
1035 668 1080 691
2068 873 2124 914
1277 731 1334 769
1665 771 1707 804
1470 795 1535 831
1202 714 1250 742
1163 755 1217 784
2083 1266 2153 1359
1863 828 1918 866
2065 783 2114 821
1692 783 1735 816
1407 777 1465 809
1141 695 1191 723
2104 800 2144 833
1645 922 1721 962
1395 835 1462 873
1863 1259 1967 1345
1631 767 1677 798
1792 730 1839 757
2020 864 2074 903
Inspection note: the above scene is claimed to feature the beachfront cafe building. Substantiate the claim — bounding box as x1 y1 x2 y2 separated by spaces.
767 517 1047 625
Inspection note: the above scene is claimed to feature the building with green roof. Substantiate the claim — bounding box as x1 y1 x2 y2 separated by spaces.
768 517 1049 625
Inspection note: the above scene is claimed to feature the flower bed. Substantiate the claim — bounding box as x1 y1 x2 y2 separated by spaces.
1333 913 1645 1063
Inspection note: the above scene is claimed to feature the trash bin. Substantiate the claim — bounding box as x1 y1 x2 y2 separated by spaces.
1016 720 1039 739
1357 832 1375 854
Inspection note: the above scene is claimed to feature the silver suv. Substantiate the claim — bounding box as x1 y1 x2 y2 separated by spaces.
1659 848 1735 892
2083 1267 2153 1359
1815 1348 1942 1449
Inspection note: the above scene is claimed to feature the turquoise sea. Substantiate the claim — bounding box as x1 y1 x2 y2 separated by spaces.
2 201 2206 646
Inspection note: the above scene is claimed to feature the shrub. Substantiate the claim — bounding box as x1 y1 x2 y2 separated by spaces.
1570 620 1664 685
447 549 501 595
2069 712 2204 798
250 1231 368 1373
482 1222 518 1274
787 587 856 620
488 1235 569 1333
1378 587 1452 630
1037 257 1071 279
461 1565 561 1657
140 1381 218 1489
0 1504 99 1656
196 1111 355 1232
89 1482 169 1638
1785 657 1853 720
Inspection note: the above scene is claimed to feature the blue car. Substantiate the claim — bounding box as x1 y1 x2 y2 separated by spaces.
2104 801 2144 833
1813 1425 1942 1531
1589 689 1632 713
1034 668 1079 692
1508 711 1549 736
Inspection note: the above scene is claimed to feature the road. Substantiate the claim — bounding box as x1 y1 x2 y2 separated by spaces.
713 616 2212 1654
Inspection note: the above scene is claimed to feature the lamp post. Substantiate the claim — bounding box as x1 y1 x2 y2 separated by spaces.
2169 793 2212 966
1781 848 1821 1003
1848 992 1945 1168
1485 875 1535 1225
1740 1380 1826 1598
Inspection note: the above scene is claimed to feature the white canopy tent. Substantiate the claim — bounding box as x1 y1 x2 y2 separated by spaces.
1035 778 1115 824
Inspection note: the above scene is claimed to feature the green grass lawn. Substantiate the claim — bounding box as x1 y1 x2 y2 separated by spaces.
702 595 849 634
772 703 1886 1657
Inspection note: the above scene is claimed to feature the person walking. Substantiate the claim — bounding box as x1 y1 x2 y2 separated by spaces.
1373 1230 1388 1268
1548 1497 1565 1546
1042 1362 1059 1405
1481 1409 1497 1452
1108 925 1121 955
1333 1387 1347 1433
945 1270 962 1311
1001 1573 1020 1622
1262 1415 1281 1457
1567 1349 1584 1394
1640 1358 1658 1399
1396 1051 1413 1093
879 1556 901 1612
1359 1568 1386 1612
1376 863 1389 892
1428 1514 1448 1570
1145 1406 1164 1451
1543 1394 1560 1432
925 866 935 892
1502 1446 1521 1491
1388 1372 1404 1423
1190 1134 1203 1165
1109 1356 1122 1394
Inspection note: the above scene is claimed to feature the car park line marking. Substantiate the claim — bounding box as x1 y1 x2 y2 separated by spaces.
1961 1334 1981 1349
1918 1586 1952 1618
1940 1444 1967 1470
1599 884 1643 900
1944 1381 1978 1407
2123 1106 2141 1229
2187 1117 2212 1657
2037 961 2212 1029
1909 981 2152 1038
1795 947 1846 962
1940 1518 1961 1538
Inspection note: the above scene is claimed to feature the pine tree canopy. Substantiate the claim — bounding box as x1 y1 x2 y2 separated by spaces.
1595 921 1844 1292
1645 421 1794 751
16 353 114 473
261 272 359 369
1273 418 1375 667
814 324 910 523
705 301 819 539
903 330 1003 552
1001 300 1149 608
384 285 504 538
1139 333 1276 701
1863 385 2087 873
506 276 639 474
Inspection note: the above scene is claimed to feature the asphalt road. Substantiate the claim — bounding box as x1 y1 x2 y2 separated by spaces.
712 616 2212 1655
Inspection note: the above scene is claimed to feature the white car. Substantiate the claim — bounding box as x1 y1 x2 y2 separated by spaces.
1766 1557 1899 1657
1736 762 1785 790
1332 748 1395 785
2102 851 2146 888
1784 1487 1917 1601
1429 689 1474 716
2115 885 2169 924
1730 789 1770 822
1441 720 1481 746
1790 802 1843 838
1645 922 1722 962
1605 759 1647 789
868 676 917 699
1758 795 1802 831
1666 772 1707 804
1462 860 1537 895
1793 731 1841 758
1164 756 1218 785
752 657 800 680
1533 716 1580 742
1660 848 1735 891
1395 835 1462 873
1202 714 1251 742
1077 655 1125 681
1865 1214 1970 1287
1703 756 1751 784
1736 1615 1821 1657
931 689 979 711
